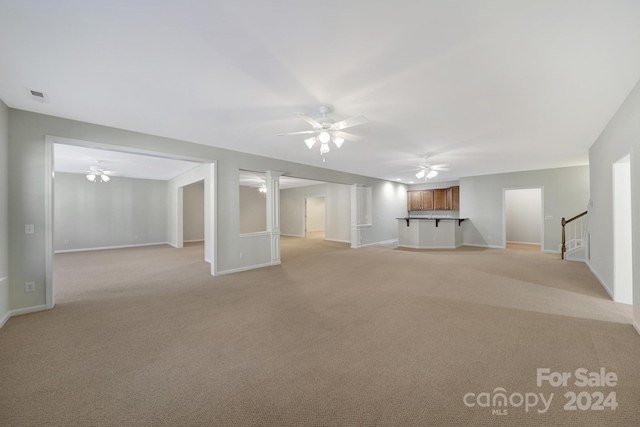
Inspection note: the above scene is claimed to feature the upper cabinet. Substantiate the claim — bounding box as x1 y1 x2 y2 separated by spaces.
407 186 459 211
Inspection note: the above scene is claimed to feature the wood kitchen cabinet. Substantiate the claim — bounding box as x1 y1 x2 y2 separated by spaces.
422 190 434 210
433 189 447 210
446 185 460 211
408 186 459 211
407 191 423 211
446 186 460 211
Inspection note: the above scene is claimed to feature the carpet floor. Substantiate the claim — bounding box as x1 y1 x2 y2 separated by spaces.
0 237 638 426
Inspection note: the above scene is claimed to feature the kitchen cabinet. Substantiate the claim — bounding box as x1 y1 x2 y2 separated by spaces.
407 186 459 211
434 189 447 210
446 186 460 211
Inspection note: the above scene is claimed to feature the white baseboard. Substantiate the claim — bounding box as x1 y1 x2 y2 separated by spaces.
1 304 48 330
0 310 10 329
507 240 542 246
216 262 275 276
463 243 504 249
324 238 351 244
55 242 169 254
183 239 204 243
358 238 398 248
398 244 457 250
585 260 614 300
281 233 305 238
543 249 562 254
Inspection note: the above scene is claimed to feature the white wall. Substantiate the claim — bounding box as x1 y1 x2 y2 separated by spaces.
460 166 589 251
54 173 168 251
281 183 352 243
505 188 542 244
6 109 407 312
239 185 266 233
183 180 204 242
588 78 639 329
0 99 9 327
306 196 326 232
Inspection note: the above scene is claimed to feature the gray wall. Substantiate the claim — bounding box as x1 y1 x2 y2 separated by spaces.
183 181 204 241
0 99 8 325
6 109 407 312
281 183 351 242
505 188 542 244
460 166 589 252
588 78 640 326
54 173 168 251
239 185 267 234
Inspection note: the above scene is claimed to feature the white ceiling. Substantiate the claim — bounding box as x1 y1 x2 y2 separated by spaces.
2 1 640 183
54 144 202 181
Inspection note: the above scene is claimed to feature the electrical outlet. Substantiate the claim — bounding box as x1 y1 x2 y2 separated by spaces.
25 224 34 234
239 252 245 259
64 240 69 244
25 282 36 292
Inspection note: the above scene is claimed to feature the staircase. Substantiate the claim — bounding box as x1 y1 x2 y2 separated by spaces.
561 211 588 261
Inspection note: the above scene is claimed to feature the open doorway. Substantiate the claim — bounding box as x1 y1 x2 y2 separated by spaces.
504 188 542 251
182 180 205 246
45 137 216 309
305 196 326 240
613 155 632 304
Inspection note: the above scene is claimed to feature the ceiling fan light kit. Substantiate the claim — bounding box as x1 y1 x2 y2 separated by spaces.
86 173 110 183
279 106 368 158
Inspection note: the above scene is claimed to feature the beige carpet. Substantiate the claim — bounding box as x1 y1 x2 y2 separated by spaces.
1 238 638 426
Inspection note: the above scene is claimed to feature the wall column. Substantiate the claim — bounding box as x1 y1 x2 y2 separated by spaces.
266 171 283 265
351 184 361 248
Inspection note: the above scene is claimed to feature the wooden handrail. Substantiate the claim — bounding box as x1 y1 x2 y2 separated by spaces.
561 210 588 259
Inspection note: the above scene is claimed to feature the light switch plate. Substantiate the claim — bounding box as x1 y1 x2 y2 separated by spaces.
25 224 35 234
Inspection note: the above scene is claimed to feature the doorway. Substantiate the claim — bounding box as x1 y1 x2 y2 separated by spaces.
613 155 632 304
504 188 543 251
305 196 326 240
182 180 205 245
45 136 217 309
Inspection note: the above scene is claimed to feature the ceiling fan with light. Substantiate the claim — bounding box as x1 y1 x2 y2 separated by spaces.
84 162 115 183
278 106 368 159
405 159 450 181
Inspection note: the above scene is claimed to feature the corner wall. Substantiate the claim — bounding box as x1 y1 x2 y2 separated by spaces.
281 183 351 242
54 173 168 251
587 78 640 329
460 166 589 251
6 109 407 313
0 99 9 327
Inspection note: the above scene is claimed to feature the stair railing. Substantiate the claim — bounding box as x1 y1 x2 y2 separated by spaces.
561 211 588 260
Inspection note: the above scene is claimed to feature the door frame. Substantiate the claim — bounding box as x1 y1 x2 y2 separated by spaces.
502 187 544 251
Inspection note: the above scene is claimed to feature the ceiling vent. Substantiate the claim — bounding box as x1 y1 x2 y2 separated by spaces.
28 89 50 103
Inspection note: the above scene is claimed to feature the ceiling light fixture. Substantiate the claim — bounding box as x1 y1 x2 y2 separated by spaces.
318 131 331 144
416 168 438 180
86 172 110 183
259 184 267 194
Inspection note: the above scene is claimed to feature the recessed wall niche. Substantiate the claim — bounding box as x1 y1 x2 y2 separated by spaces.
239 170 267 234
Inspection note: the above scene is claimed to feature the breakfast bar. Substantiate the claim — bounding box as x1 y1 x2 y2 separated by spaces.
396 217 466 249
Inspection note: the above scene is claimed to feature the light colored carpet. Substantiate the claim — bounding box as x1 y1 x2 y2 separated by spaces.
0 238 638 426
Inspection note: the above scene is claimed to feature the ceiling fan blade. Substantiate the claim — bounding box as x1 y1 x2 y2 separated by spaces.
333 130 361 142
277 130 319 136
296 113 323 128
331 115 369 131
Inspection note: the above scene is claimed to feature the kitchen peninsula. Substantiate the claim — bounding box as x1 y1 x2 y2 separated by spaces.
398 185 466 249
396 216 466 249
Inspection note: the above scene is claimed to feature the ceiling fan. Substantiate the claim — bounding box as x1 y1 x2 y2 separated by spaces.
278 106 368 158
84 162 115 183
405 159 450 181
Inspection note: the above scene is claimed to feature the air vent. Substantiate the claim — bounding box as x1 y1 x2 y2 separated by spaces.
27 88 50 103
